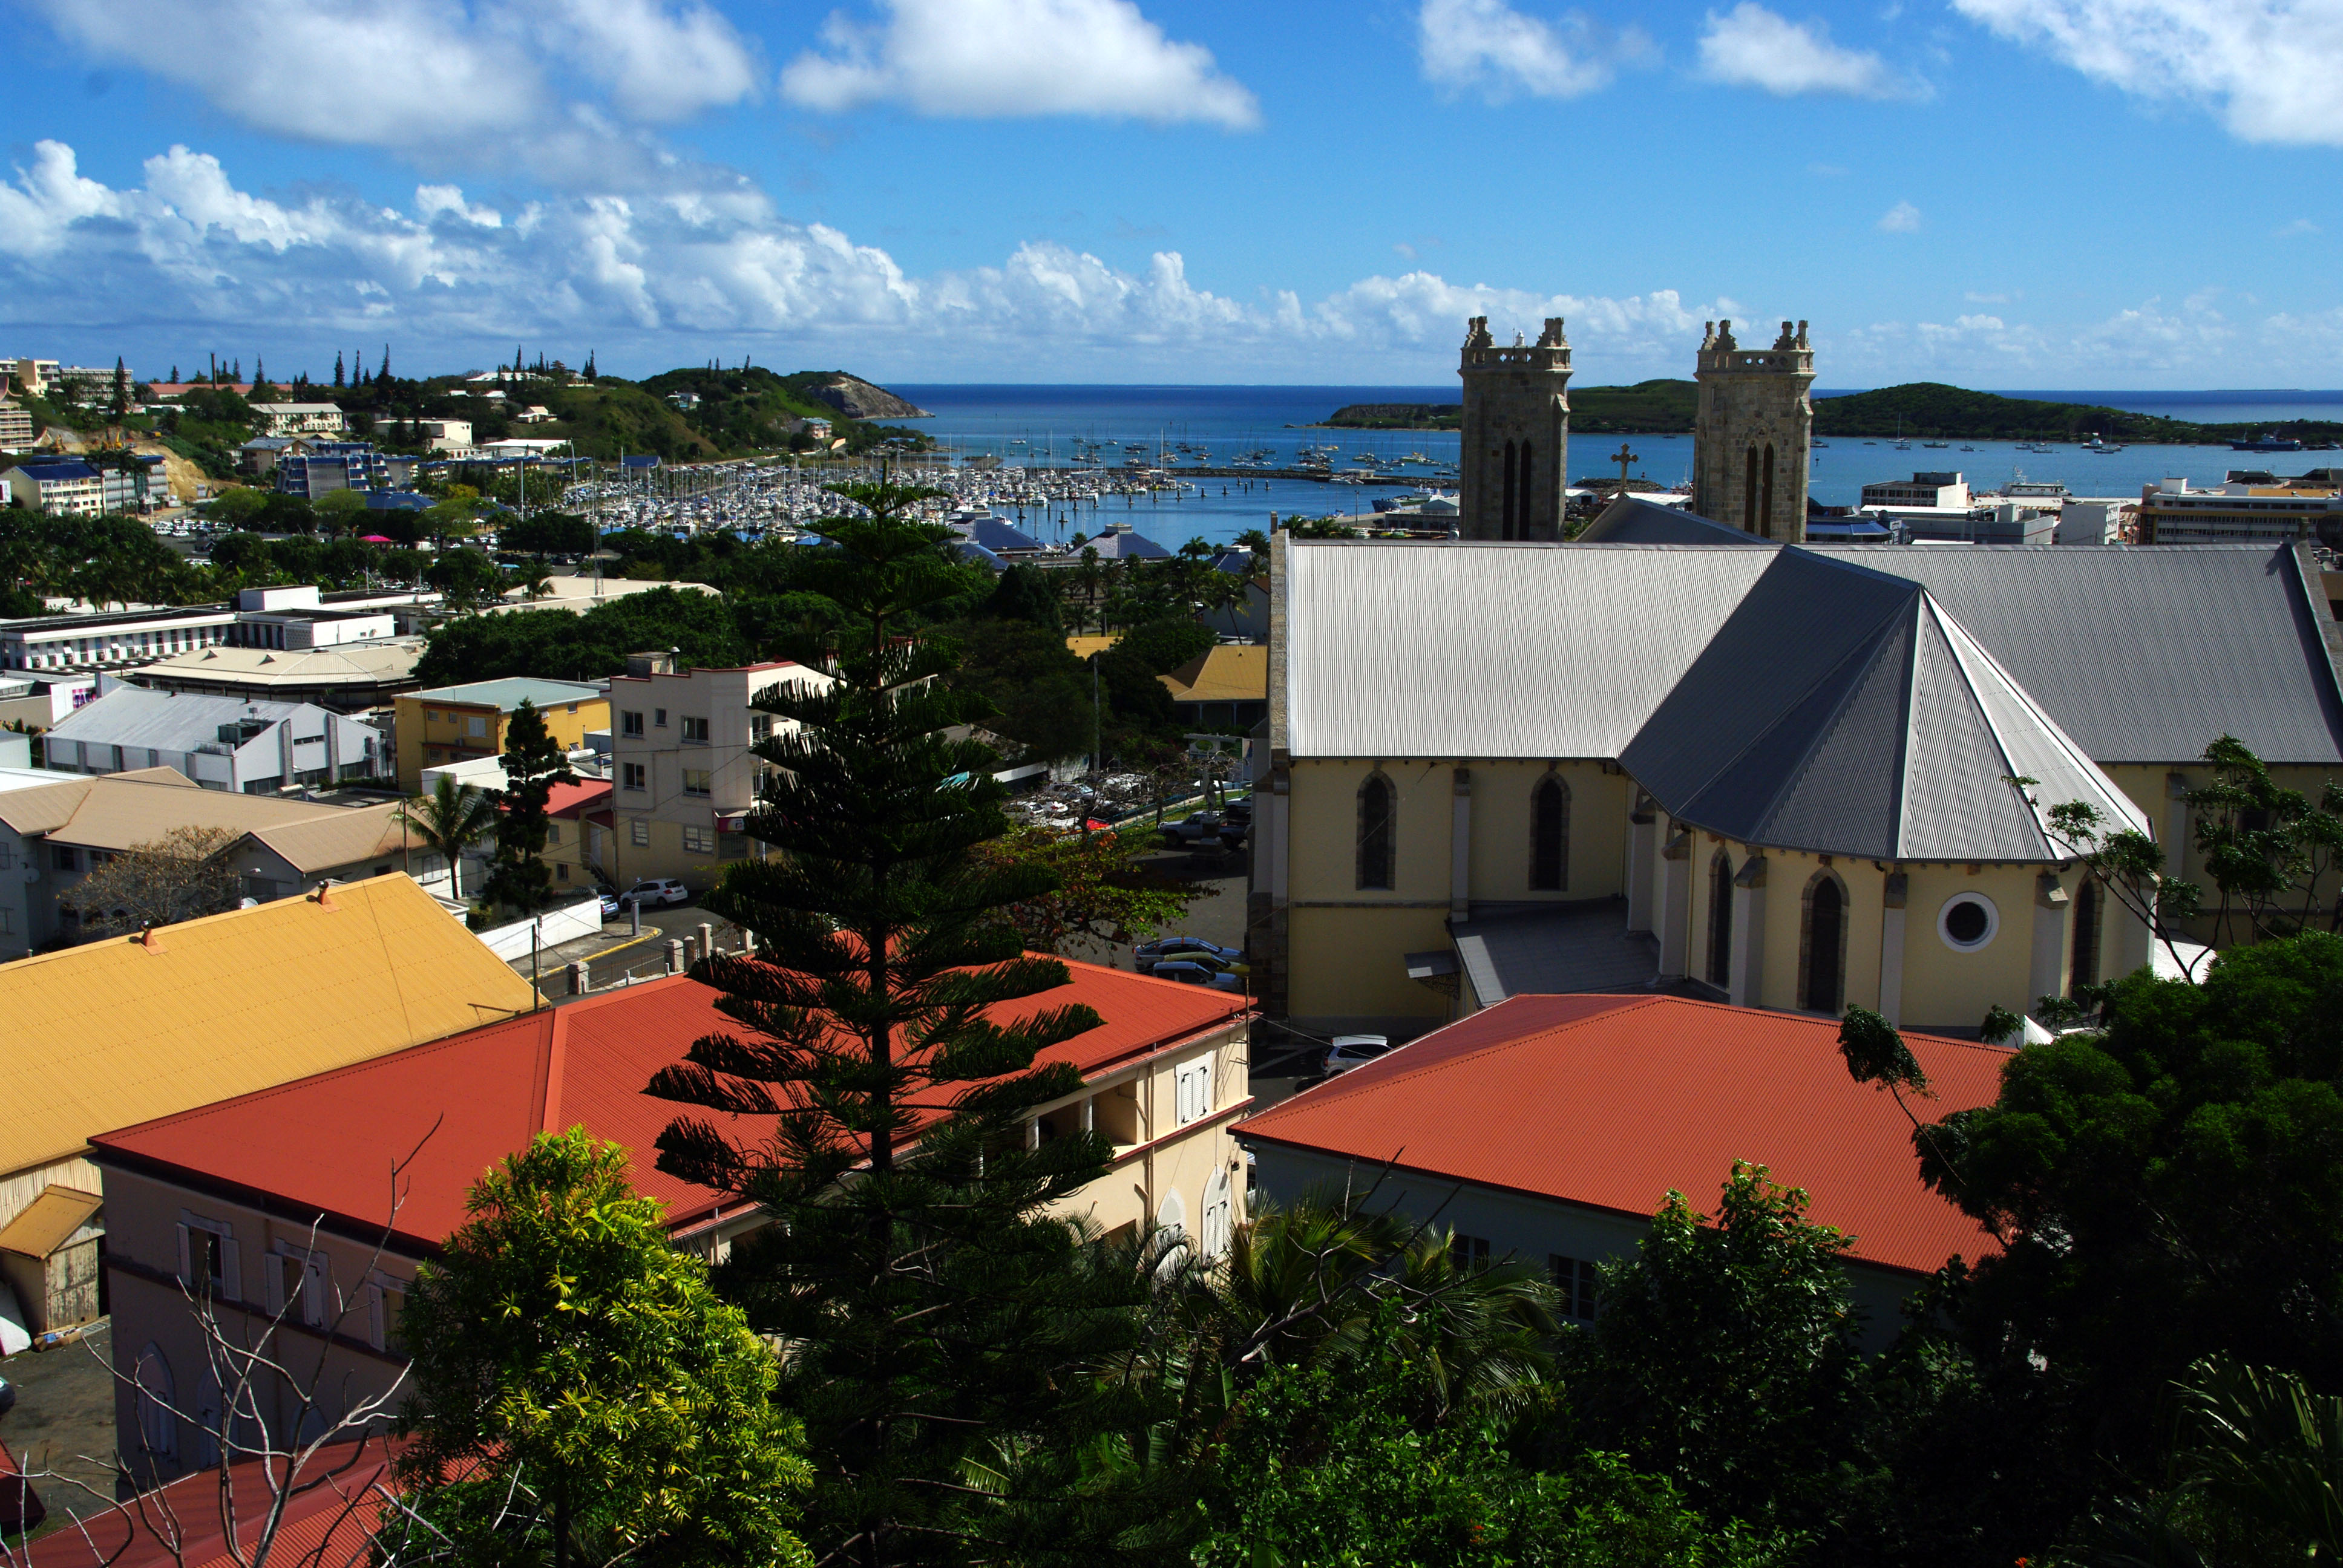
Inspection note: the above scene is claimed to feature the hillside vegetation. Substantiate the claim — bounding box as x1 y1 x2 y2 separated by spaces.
1325 381 1699 433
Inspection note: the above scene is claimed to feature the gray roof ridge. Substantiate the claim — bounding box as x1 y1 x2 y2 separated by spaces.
1738 592 1924 851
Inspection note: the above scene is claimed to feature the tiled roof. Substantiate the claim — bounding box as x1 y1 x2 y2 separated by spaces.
92 959 1247 1250
1233 993 2009 1278
0 874 536 1182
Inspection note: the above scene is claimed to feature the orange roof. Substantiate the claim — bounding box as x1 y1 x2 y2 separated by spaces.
546 779 612 818
1159 644 1267 704
1234 995 2008 1278
93 959 1248 1251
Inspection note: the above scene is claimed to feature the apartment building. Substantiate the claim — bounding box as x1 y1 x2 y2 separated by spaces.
249 402 346 437
2135 477 2343 545
0 457 105 517
273 442 392 500
1858 470 1971 509
0 393 33 449
603 655 828 889
393 677 607 788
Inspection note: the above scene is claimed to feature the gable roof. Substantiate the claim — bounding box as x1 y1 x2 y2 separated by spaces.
46 686 310 748
0 768 406 865
0 874 536 1183
1577 494 1772 547
91 959 1248 1252
1234 993 2009 1278
409 677 604 710
1161 644 1268 704
1622 548 2148 858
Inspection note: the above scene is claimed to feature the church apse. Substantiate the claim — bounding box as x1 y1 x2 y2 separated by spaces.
1458 316 1571 542
1693 319 1815 542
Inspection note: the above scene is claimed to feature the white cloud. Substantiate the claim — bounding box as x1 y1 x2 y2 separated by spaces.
22 0 760 181
1953 0 2343 145
781 0 1259 128
1697 3 1923 99
416 186 504 229
1417 0 1639 101
2276 217 2322 236
1878 200 1922 232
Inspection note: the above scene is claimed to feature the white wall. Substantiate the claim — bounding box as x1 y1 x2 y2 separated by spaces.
474 893 603 961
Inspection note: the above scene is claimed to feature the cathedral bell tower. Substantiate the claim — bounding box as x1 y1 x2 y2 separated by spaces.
1693 319 1814 542
1458 316 1571 542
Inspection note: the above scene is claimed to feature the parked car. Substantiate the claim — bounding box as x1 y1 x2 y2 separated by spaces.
1136 936 1241 964
620 878 691 908
594 883 623 917
1152 959 1242 991
1161 811 1226 846
1322 1034 1391 1076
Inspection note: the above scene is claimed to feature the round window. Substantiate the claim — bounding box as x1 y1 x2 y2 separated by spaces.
1938 892 1999 951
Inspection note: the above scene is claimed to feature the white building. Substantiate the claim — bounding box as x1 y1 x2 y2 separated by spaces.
0 586 417 674
0 459 105 517
5 359 59 397
0 393 32 450
1860 470 1971 509
249 402 347 437
418 419 473 452
44 687 384 793
2135 478 2343 546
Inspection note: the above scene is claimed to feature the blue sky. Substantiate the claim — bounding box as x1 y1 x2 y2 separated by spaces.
2 0 2337 387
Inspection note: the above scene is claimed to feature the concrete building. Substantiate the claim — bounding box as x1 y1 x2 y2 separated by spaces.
53 366 126 402
228 585 398 650
1861 471 1972 509
0 871 533 1236
417 419 473 452
1251 508 2343 1041
0 457 105 516
0 604 238 673
5 359 59 397
1236 994 2008 1352
0 769 417 955
2135 477 2343 546
43 687 384 792
1872 502 2057 545
2054 498 2130 546
134 640 425 711
394 677 608 788
483 575 719 616
1457 316 1571 543
0 393 32 450
1692 319 1814 541
248 402 346 437
273 442 391 500
605 656 828 889
90 961 1249 1484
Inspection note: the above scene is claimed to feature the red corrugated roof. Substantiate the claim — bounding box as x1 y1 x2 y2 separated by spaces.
28 1440 399 1568
1234 995 2008 1278
546 779 612 818
93 960 1246 1249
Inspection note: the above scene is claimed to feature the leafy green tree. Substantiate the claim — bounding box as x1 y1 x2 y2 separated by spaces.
981 563 1062 630
643 480 1144 1567
479 698 576 916
425 544 508 611
392 1128 812 1568
1194 1313 1786 1568
1561 1163 1875 1543
398 775 498 900
313 485 369 538
940 617 1095 762
970 824 1208 956
414 588 747 684
1913 932 2343 1503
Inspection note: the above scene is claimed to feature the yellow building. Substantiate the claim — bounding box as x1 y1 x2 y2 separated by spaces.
1254 509 2343 1040
394 676 607 788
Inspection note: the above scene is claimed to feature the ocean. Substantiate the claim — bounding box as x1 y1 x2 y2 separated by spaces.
886 384 2343 549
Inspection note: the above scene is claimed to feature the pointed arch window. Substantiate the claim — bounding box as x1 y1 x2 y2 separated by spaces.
1800 870 1848 1014
1743 447 1760 534
1760 443 1777 538
1357 771 1396 890
2071 880 2101 990
1530 774 1570 891
1519 444 1536 535
1501 440 1519 541
1707 849 1734 987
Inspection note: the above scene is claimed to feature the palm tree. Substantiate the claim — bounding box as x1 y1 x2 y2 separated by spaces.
398 776 498 900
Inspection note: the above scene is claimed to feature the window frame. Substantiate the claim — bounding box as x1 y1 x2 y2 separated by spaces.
1355 769 1396 892
1529 771 1570 892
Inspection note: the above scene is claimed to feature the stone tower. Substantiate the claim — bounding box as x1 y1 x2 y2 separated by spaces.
1458 316 1571 541
1692 319 1815 542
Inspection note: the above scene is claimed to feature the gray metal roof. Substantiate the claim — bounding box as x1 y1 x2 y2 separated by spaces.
1806 544 2343 765
1282 541 1776 759
1449 900 1660 1004
1622 549 2148 860
1576 495 1771 547
46 687 310 749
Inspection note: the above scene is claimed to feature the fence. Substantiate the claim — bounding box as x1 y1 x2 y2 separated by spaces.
475 894 604 962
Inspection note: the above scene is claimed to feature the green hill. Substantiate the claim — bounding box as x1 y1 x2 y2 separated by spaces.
1326 381 1699 433
1810 383 2196 442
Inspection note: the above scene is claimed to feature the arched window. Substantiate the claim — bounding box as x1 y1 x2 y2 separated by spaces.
1707 849 1734 987
135 1344 177 1464
1501 439 1518 541
2071 880 2101 990
1357 771 1396 890
1530 774 1570 891
1743 447 1760 534
1519 444 1536 535
1760 443 1777 538
1801 871 1847 1014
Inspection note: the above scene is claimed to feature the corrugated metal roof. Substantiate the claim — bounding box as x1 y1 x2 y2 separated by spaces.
410 677 605 710
1806 544 2343 764
47 687 307 750
0 769 405 861
1283 541 1777 759
1234 993 2008 1278
93 959 1247 1249
0 874 536 1181
1621 550 2147 860
1162 644 1267 704
0 1184 102 1258
1576 495 1772 547
246 803 407 873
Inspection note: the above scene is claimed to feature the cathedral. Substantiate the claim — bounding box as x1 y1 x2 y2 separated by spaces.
1250 316 2343 1042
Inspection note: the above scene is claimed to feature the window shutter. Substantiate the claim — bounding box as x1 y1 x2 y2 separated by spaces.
264 1255 284 1316
217 1236 241 1302
304 1254 329 1328
1196 1060 1211 1118
175 1223 192 1286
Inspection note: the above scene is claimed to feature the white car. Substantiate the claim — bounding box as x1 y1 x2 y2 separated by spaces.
620 878 691 909
1322 1035 1391 1076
